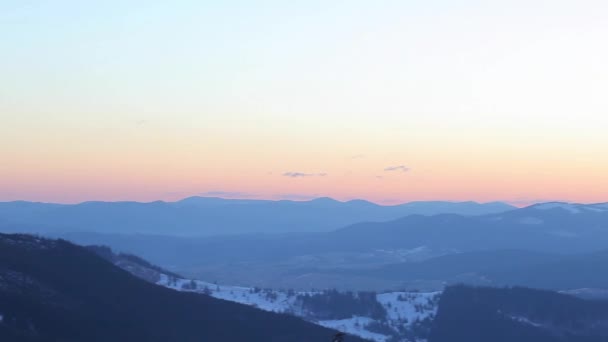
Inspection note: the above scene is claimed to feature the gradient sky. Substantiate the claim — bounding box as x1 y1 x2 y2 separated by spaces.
2 0 608 205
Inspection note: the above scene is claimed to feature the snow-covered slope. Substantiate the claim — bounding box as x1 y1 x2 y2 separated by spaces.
157 274 440 342
531 202 608 214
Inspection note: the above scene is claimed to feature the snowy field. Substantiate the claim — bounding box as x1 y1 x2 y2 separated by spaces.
158 274 440 342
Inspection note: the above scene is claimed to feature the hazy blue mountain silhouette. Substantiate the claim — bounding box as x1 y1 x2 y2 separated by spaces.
337 248 608 290
328 202 608 254
51 202 608 262
41 202 608 291
0 197 514 235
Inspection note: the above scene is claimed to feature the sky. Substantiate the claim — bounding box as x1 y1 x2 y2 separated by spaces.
1 0 608 205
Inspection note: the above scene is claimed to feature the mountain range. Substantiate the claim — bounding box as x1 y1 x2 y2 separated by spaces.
42 201 608 291
0 197 514 236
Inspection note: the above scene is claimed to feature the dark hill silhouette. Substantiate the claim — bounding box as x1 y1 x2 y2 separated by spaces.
430 285 608 342
0 233 367 342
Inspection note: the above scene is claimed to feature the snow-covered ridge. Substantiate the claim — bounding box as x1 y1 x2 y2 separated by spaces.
561 288 608 300
509 315 542 328
157 274 440 342
531 202 608 214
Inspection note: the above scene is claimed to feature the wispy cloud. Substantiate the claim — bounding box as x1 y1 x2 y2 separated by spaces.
283 172 327 178
384 165 410 173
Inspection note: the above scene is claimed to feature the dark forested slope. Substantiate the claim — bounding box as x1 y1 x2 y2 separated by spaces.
0 233 366 342
430 285 608 342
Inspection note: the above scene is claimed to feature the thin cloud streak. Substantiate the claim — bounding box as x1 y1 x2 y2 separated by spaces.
283 172 328 178
384 165 410 173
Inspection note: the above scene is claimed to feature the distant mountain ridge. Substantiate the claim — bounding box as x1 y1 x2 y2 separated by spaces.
330 201 608 254
530 202 608 213
0 197 515 236
338 248 608 291
48 201 608 290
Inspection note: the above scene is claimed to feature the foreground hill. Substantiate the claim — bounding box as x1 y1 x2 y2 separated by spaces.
0 197 514 235
430 285 608 342
85 243 608 342
86 244 439 342
0 233 367 342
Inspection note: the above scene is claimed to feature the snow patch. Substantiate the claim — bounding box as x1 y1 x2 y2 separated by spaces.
377 292 439 323
157 274 440 342
561 288 608 299
158 274 296 313
510 315 542 328
319 317 389 342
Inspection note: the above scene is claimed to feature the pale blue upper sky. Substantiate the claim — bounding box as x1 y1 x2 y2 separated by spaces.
2 1 608 203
